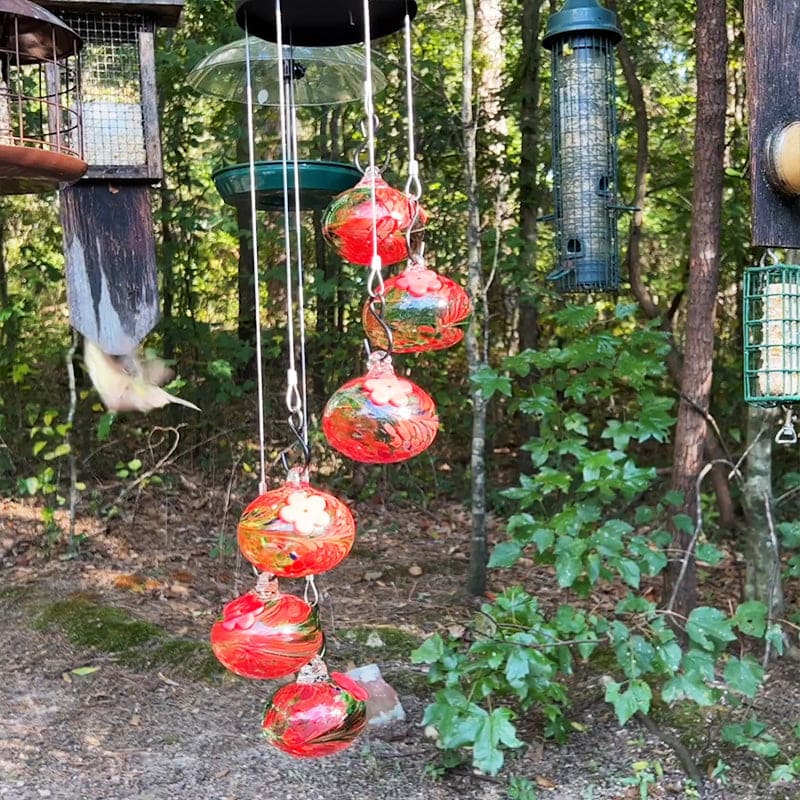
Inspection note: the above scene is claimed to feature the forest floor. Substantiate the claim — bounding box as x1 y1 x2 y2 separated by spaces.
2 479 800 800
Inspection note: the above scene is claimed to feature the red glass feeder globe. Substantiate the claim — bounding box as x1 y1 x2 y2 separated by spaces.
322 167 427 266
322 353 438 464
210 583 323 680
262 657 368 758
362 258 471 352
237 468 355 577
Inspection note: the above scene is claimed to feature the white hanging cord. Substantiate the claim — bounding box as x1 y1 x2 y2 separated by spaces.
274 2 305 465
243 18 268 495
403 12 421 201
287 64 310 455
361 0 387 350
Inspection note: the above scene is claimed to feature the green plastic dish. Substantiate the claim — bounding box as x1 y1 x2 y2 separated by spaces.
213 160 361 212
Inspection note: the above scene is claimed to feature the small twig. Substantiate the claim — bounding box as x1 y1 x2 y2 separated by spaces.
679 392 734 464
65 329 79 544
665 461 715 613
114 425 183 506
635 711 706 796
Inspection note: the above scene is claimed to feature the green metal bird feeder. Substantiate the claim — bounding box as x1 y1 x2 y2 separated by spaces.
743 261 800 422
543 0 623 293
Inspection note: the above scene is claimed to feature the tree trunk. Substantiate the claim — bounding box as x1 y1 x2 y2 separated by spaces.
515 0 543 471
463 0 487 597
742 405 783 617
664 0 727 618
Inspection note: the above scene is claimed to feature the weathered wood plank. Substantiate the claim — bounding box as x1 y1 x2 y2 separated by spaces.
745 0 800 247
61 183 160 355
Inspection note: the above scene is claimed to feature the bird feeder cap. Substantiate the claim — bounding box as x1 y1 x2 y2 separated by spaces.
542 0 621 49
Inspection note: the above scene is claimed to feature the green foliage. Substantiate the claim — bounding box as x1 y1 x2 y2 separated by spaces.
416 305 784 777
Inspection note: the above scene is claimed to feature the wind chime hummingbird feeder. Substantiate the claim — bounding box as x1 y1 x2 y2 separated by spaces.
543 0 624 293
196 0 466 760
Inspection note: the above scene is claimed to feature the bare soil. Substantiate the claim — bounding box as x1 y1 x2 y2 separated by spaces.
1 483 799 800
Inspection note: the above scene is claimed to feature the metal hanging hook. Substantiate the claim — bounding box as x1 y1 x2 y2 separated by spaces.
760 248 780 267
776 406 797 445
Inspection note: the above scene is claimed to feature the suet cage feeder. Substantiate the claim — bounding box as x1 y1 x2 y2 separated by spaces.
543 0 622 293
0 0 86 194
187 38 382 211
42 1 184 181
743 263 800 407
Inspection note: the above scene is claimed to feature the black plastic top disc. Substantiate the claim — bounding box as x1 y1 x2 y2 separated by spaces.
236 0 417 46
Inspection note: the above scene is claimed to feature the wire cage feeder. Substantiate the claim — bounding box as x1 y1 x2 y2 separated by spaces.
43 2 185 181
0 0 86 193
743 263 800 407
543 0 623 293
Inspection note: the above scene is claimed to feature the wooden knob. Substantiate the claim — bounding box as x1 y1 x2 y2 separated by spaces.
765 121 800 195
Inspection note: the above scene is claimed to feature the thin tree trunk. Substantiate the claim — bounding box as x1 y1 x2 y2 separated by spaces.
742 405 783 617
463 0 488 598
665 0 728 617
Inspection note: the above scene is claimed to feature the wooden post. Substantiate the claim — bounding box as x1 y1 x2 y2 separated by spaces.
61 183 159 355
744 0 800 247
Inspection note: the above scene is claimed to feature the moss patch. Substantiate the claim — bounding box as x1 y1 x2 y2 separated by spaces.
35 595 224 680
332 625 423 663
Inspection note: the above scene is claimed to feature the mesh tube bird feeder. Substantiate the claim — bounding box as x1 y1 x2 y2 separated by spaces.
543 0 622 293
743 262 800 409
0 0 86 193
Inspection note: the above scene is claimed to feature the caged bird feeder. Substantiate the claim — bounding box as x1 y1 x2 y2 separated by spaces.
743 260 800 433
542 0 625 293
41 0 184 357
0 0 87 194
41 0 184 180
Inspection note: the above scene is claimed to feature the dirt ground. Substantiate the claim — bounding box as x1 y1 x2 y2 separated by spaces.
1 482 799 800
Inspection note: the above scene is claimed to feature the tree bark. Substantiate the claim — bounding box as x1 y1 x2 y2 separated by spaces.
463 0 488 597
664 0 728 618
742 405 783 618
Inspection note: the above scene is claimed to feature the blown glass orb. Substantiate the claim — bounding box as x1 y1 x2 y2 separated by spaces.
237 468 355 577
322 167 427 266
362 259 471 352
322 353 438 464
210 587 323 680
262 657 368 758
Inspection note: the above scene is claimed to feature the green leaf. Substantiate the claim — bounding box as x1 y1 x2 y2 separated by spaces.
96 412 115 442
71 665 100 676
411 635 444 664
616 558 641 588
695 542 725 566
733 601 767 638
19 476 39 495
488 541 523 569
32 440 47 456
605 679 652 725
470 366 512 400
685 606 736 651
43 442 71 460
724 656 764 698
766 623 786 656
505 649 531 685
472 707 523 775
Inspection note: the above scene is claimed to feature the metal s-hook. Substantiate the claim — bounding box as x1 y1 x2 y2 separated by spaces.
760 248 780 267
776 406 798 445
